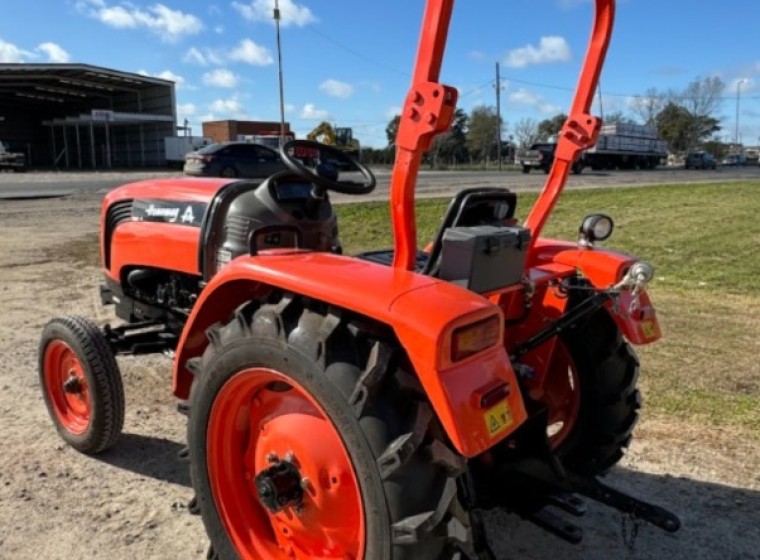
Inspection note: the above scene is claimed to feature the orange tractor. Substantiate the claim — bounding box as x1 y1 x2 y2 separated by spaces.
38 0 680 557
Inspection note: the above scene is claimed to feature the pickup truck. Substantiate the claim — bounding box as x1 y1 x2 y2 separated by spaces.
516 142 583 174
0 141 26 172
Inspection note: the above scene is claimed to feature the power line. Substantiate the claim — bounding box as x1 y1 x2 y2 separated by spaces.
502 74 760 101
304 26 410 77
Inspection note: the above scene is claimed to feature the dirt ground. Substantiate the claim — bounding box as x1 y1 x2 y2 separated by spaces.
0 193 758 560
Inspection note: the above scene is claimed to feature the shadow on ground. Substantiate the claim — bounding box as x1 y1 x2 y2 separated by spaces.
99 432 191 488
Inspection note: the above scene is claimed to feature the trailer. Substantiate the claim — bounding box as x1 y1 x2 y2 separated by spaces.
584 122 667 170
164 136 212 168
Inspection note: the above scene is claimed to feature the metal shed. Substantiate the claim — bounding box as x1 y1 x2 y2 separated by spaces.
0 63 177 169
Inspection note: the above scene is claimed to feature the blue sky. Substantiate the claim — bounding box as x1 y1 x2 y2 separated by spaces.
1 0 759 148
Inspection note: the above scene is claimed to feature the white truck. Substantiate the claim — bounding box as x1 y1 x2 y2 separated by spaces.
0 141 26 172
164 136 213 168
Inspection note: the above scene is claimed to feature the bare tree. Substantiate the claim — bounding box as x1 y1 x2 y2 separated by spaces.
630 87 666 125
680 76 725 150
682 76 724 119
513 118 541 148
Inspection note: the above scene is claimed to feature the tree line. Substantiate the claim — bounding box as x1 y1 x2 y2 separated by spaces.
359 76 729 166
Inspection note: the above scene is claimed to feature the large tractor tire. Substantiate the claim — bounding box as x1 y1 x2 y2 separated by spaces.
188 294 474 560
39 316 125 454
541 309 641 476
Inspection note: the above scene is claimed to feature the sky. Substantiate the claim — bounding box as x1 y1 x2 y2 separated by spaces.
1 0 759 148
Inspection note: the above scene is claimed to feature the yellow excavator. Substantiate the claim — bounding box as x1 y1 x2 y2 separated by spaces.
306 121 361 161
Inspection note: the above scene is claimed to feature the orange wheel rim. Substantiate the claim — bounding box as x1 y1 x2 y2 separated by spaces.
207 367 365 560
43 340 92 435
542 343 581 448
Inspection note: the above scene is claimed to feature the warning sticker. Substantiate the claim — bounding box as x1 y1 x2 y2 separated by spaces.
641 320 657 339
483 401 513 438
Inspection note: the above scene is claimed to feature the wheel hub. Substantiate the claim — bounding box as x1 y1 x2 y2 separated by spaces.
254 455 305 514
63 373 83 395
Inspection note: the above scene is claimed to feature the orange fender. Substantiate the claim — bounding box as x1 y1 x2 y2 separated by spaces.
173 251 526 457
531 238 661 344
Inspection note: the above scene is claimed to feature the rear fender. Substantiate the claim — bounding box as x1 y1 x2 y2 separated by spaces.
531 239 661 344
173 252 527 458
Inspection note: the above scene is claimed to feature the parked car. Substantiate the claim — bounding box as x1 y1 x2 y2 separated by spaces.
684 151 717 170
721 154 745 166
184 142 288 179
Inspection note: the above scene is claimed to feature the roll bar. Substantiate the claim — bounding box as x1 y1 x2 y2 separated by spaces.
389 0 616 270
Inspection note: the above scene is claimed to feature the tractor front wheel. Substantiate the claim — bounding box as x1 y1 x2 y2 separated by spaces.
188 295 474 560
38 316 125 454
543 310 641 476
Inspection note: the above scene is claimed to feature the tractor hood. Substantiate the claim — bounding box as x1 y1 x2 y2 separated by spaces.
101 177 247 280
102 177 239 210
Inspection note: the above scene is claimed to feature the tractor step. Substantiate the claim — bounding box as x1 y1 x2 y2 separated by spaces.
102 321 178 356
547 491 587 517
527 507 584 544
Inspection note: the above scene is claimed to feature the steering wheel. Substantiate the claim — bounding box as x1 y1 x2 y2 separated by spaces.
279 139 376 195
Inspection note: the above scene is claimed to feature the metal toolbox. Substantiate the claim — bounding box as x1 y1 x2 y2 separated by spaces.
439 225 530 293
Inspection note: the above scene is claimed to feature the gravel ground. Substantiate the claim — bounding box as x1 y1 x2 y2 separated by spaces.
0 193 758 560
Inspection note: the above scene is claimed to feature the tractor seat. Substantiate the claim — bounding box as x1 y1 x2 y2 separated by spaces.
357 187 518 276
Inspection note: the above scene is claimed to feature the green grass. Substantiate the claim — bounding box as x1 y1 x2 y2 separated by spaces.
338 181 760 295
337 180 760 434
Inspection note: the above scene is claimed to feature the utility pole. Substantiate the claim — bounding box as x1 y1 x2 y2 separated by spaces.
274 0 287 147
735 79 747 149
495 62 503 171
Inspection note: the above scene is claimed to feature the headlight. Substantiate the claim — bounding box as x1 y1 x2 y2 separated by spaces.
579 213 614 247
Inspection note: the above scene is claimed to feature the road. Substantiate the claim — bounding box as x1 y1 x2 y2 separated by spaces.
1 165 758 201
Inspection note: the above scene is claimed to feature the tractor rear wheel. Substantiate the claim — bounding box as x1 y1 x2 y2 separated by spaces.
38 316 125 454
543 310 641 476
188 294 474 560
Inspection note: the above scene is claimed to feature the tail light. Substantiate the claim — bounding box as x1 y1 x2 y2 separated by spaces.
451 315 501 362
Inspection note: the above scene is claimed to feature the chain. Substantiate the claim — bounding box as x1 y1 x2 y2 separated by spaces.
621 512 641 552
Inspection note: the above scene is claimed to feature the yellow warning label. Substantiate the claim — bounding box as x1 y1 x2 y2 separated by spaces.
484 401 513 437
641 320 656 339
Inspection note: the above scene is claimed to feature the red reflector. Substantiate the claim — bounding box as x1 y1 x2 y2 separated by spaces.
451 316 501 362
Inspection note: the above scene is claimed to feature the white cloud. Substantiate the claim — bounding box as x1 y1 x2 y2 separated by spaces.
0 37 33 62
183 47 207 65
504 36 571 68
726 78 756 95
319 79 353 99
37 42 71 63
210 97 246 115
203 68 239 88
285 103 295 113
80 1 203 42
232 0 316 27
138 69 188 89
178 102 196 117
301 103 329 120
229 39 273 66
182 47 225 66
385 106 402 119
509 88 562 115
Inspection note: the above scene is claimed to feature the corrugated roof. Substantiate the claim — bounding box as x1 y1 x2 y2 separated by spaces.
0 63 174 106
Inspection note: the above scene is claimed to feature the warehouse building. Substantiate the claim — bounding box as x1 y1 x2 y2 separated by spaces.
0 63 176 169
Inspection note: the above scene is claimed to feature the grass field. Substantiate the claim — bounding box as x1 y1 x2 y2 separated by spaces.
337 181 760 435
